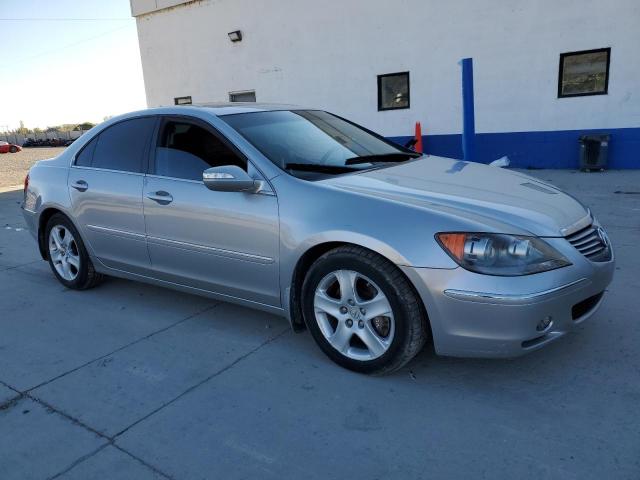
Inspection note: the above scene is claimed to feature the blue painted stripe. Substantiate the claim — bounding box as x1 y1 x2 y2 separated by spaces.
461 58 476 162
389 127 640 169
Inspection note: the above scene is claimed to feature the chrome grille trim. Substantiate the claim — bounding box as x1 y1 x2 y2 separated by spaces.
582 244 606 257
565 224 607 259
573 238 601 250
569 228 596 243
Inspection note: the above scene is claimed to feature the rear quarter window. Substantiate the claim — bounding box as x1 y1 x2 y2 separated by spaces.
75 137 98 167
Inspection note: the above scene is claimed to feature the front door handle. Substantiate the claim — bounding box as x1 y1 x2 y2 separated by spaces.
146 191 173 205
71 180 88 192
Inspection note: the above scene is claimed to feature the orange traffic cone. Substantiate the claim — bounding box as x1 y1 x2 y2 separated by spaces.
414 122 423 154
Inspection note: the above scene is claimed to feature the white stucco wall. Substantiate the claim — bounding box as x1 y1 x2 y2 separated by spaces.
132 0 640 137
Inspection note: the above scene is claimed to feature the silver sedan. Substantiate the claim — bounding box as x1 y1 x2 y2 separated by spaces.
21 105 614 374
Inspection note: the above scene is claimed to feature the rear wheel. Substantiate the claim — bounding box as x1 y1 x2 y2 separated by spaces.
45 214 103 290
302 246 428 375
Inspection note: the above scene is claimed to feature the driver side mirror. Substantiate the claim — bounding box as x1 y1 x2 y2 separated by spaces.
203 166 261 193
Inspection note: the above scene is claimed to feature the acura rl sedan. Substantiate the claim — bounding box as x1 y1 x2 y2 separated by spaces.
21 104 614 374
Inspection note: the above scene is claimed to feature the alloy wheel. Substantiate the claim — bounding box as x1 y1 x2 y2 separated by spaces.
48 225 80 281
313 269 395 361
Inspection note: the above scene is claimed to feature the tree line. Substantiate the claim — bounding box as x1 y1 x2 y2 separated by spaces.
9 120 97 135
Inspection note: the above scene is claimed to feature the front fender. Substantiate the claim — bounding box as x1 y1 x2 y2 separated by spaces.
278 231 412 327
293 230 412 267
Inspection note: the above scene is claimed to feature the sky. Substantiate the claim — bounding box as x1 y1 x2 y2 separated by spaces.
0 0 146 131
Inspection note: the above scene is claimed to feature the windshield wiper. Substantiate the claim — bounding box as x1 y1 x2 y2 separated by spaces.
284 163 358 174
344 152 421 165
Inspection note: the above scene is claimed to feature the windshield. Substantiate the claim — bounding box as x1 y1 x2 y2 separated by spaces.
220 110 418 177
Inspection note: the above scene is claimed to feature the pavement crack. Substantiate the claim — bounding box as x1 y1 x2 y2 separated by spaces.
113 326 291 439
26 302 220 393
112 444 176 480
24 392 112 441
10 388 175 480
0 394 23 411
0 259 45 273
0 378 21 393
46 444 110 480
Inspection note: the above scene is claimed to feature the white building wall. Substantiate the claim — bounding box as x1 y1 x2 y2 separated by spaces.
133 0 640 138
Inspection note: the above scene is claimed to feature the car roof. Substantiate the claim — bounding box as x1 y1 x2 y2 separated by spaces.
187 102 308 116
98 103 314 129
130 102 309 117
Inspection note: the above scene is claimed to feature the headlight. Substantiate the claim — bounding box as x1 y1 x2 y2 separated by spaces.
435 233 571 276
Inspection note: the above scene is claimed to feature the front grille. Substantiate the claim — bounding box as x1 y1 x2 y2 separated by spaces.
565 224 610 261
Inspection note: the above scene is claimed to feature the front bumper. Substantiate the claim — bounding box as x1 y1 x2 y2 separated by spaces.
401 238 615 358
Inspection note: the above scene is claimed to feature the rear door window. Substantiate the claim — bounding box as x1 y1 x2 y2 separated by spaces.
154 120 246 181
88 117 155 173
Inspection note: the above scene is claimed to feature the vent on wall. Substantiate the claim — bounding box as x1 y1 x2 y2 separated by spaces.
229 91 256 102
174 96 192 105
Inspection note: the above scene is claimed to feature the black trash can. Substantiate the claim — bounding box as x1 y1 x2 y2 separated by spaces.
579 134 610 171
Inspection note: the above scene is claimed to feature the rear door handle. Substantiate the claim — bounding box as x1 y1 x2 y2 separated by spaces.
146 191 173 205
71 180 88 192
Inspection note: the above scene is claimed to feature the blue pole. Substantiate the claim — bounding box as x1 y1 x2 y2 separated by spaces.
461 57 476 162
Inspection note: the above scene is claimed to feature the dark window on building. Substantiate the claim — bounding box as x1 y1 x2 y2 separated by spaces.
91 117 155 173
558 48 610 98
377 72 410 111
154 120 246 181
229 90 256 102
74 136 98 167
174 96 193 105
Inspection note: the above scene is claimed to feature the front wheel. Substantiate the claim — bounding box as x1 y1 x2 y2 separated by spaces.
9 146 18 153
302 246 428 375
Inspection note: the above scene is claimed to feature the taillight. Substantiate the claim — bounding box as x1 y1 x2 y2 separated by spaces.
24 173 29 195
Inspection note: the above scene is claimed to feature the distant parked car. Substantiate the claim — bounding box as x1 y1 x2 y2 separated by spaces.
22 138 69 148
0 142 21 153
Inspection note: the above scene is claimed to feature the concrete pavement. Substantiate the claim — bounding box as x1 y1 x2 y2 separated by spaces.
1 170 639 479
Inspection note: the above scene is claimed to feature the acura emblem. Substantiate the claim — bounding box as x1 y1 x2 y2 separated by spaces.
597 227 610 247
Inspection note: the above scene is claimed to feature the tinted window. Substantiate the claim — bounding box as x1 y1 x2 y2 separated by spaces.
155 120 246 181
75 137 97 167
91 117 155 173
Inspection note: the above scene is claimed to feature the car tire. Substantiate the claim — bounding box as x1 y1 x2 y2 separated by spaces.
302 245 428 375
45 213 103 290
9 146 17 153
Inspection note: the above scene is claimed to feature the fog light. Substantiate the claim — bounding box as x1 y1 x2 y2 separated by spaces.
536 316 552 332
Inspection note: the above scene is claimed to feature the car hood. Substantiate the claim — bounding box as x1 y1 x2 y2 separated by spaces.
323 156 589 237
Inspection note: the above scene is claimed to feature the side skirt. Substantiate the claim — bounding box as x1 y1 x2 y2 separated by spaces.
91 256 289 320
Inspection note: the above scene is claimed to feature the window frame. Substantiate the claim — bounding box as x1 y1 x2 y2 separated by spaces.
557 47 611 99
148 115 250 182
72 116 159 175
377 71 410 111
